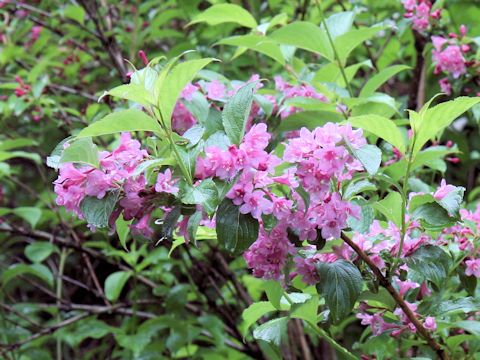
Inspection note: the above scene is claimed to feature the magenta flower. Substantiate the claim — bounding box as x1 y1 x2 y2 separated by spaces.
205 80 226 101
465 258 480 278
424 316 437 331
434 179 456 201
155 169 179 194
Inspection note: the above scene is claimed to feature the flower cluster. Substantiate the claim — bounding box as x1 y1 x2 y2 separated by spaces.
401 0 441 32
197 122 365 280
14 75 30 98
274 76 328 119
432 33 468 77
54 133 179 236
171 76 329 137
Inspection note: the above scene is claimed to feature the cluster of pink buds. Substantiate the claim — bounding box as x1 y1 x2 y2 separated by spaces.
14 76 30 98
54 133 172 237
431 26 473 95
196 121 365 280
401 0 441 32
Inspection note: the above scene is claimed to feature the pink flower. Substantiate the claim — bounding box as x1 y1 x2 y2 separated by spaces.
434 179 456 201
205 80 226 101
172 102 196 135
30 26 42 42
439 77 452 95
244 225 295 280
424 316 437 331
432 37 467 78
239 190 272 219
181 83 198 101
155 169 179 194
131 213 154 238
294 254 319 285
138 50 149 66
85 169 112 199
412 2 431 31
465 258 480 278
396 279 420 296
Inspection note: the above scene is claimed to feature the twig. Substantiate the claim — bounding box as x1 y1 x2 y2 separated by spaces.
48 84 97 101
340 232 449 360
408 32 427 110
0 303 42 330
0 312 91 353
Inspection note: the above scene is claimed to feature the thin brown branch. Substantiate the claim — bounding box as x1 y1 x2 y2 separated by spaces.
340 232 449 360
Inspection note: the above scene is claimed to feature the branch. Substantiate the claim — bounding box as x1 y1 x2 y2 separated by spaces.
0 312 91 353
340 233 449 360
408 32 427 110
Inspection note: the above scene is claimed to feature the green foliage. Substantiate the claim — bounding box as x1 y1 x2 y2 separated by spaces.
216 199 259 254
80 191 120 228
2 1 480 359
407 245 452 287
104 271 132 302
78 109 163 137
222 82 257 145
316 260 363 323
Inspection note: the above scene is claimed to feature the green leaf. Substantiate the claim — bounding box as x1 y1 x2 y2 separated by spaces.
435 185 465 216
183 92 210 124
373 192 403 227
188 4 257 28
348 115 406 154
181 179 218 215
277 110 343 132
157 58 214 130
435 297 480 315
350 144 382 175
222 82 257 145
335 25 387 64
103 84 154 108
205 131 231 150
13 207 42 228
182 125 205 148
324 11 355 39
80 191 120 228
132 157 176 177
187 211 202 243
174 142 202 182
115 217 132 251
270 22 332 60
360 65 411 98
385 145 457 181
347 203 374 234
412 97 480 157
407 245 451 287
57 318 113 347
241 301 277 337
264 280 283 310
217 35 285 65
412 202 454 227
64 5 85 24
453 321 480 335
290 296 319 323
216 199 259 254
25 242 55 263
104 271 132 302
0 138 37 151
0 150 41 164
316 260 363 323
253 317 288 346
343 179 376 199
60 137 99 168
408 193 435 213
2 263 54 287
77 109 162 138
